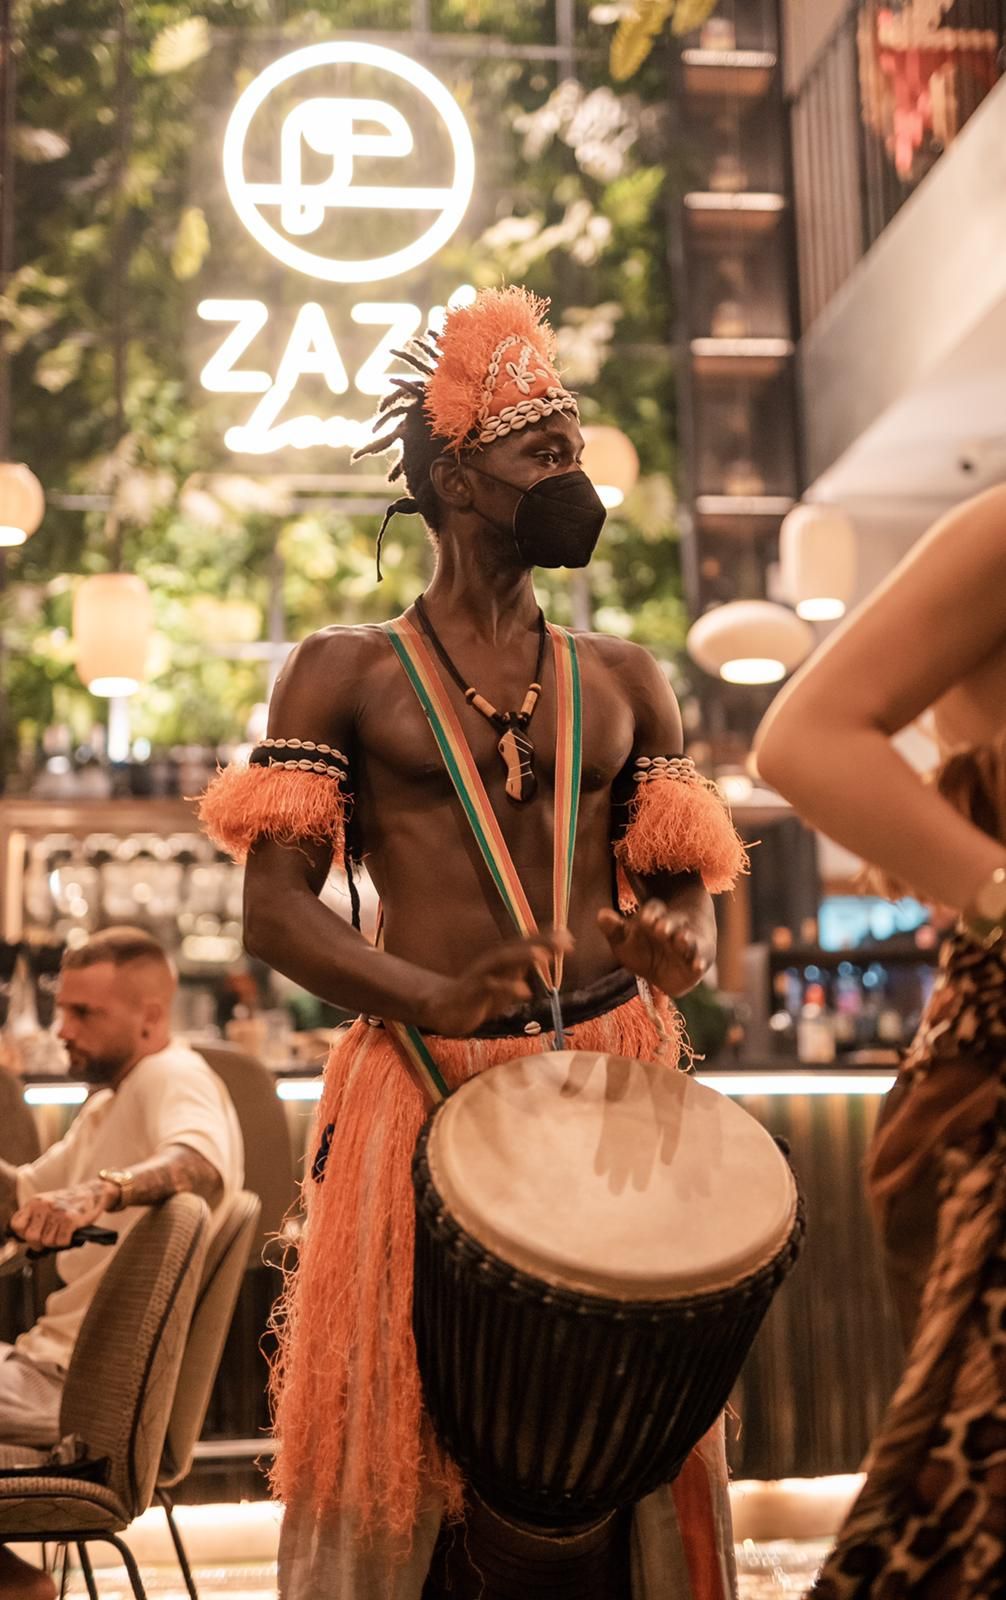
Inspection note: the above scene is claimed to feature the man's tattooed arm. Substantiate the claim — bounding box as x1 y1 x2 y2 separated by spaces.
119 1144 224 1209
9 1144 224 1253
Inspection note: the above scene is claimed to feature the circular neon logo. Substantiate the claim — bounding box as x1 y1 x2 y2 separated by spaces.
222 42 476 285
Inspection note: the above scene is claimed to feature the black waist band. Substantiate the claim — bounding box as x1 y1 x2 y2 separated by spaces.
358 969 640 1043
466 967 640 1041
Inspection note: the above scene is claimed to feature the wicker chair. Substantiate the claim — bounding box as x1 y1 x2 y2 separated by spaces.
0 1071 41 1168
193 1046 298 1455
155 1190 261 1600
194 1046 295 1254
0 1193 209 1599
0 1072 42 1341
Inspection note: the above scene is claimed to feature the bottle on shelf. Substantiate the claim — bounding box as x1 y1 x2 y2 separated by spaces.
768 1006 798 1059
833 968 864 1050
797 981 836 1065
876 1007 904 1048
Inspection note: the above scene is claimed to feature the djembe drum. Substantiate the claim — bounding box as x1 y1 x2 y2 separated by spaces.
413 1050 803 1599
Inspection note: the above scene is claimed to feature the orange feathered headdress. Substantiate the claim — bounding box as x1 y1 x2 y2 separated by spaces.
425 286 578 451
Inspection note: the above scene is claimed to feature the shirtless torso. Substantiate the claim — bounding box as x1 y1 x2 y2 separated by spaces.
289 621 643 983
243 604 714 1036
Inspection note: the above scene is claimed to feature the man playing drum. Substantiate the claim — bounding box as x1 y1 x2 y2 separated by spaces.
201 286 748 1600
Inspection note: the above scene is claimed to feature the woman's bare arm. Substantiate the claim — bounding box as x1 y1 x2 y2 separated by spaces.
754 485 1006 908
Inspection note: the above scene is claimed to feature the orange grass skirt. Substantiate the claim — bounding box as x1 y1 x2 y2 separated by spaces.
269 990 685 1541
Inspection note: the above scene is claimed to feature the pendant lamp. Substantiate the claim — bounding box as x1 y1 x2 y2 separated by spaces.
73 573 153 697
0 462 44 547
580 425 640 510
779 503 857 622
687 600 814 685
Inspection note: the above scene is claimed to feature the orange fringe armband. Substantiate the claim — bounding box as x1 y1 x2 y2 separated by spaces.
197 739 349 864
616 755 748 896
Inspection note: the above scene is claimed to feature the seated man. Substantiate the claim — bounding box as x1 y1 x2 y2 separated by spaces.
0 926 244 1600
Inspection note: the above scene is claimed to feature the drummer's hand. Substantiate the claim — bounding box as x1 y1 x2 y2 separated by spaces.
9 1179 118 1253
415 930 573 1038
597 901 708 998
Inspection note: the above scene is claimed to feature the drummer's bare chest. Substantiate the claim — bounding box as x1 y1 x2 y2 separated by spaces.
353 646 635 800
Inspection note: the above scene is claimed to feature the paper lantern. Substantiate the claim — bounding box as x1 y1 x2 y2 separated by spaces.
0 463 44 547
780 503 857 622
580 425 640 510
73 573 154 697
687 600 814 685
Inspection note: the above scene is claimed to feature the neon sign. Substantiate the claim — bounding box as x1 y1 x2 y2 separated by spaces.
222 42 475 284
198 291 474 454
200 42 476 455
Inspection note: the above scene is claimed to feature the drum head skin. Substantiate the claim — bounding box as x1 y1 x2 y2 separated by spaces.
427 1052 797 1301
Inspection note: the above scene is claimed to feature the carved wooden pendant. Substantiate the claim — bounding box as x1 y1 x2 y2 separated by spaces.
498 726 537 803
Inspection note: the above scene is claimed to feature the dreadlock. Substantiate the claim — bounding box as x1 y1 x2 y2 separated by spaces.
353 332 451 580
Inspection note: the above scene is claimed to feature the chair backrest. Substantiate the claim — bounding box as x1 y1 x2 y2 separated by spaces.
0 1072 40 1167
195 1044 297 1251
159 1189 261 1487
61 1193 209 1517
0 1076 45 1336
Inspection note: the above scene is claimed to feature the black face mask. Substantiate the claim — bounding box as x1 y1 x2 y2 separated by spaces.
466 463 607 569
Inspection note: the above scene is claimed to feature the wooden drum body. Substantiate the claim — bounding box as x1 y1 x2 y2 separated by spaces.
412 1050 803 1531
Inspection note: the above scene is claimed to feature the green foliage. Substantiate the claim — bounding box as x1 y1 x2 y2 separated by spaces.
610 0 718 81
170 206 210 280
7 1 685 765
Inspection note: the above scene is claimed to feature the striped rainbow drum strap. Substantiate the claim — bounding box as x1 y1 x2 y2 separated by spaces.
386 1016 452 1106
550 621 582 992
384 615 582 1104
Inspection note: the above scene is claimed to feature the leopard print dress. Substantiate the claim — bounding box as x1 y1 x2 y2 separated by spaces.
811 930 1006 1599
